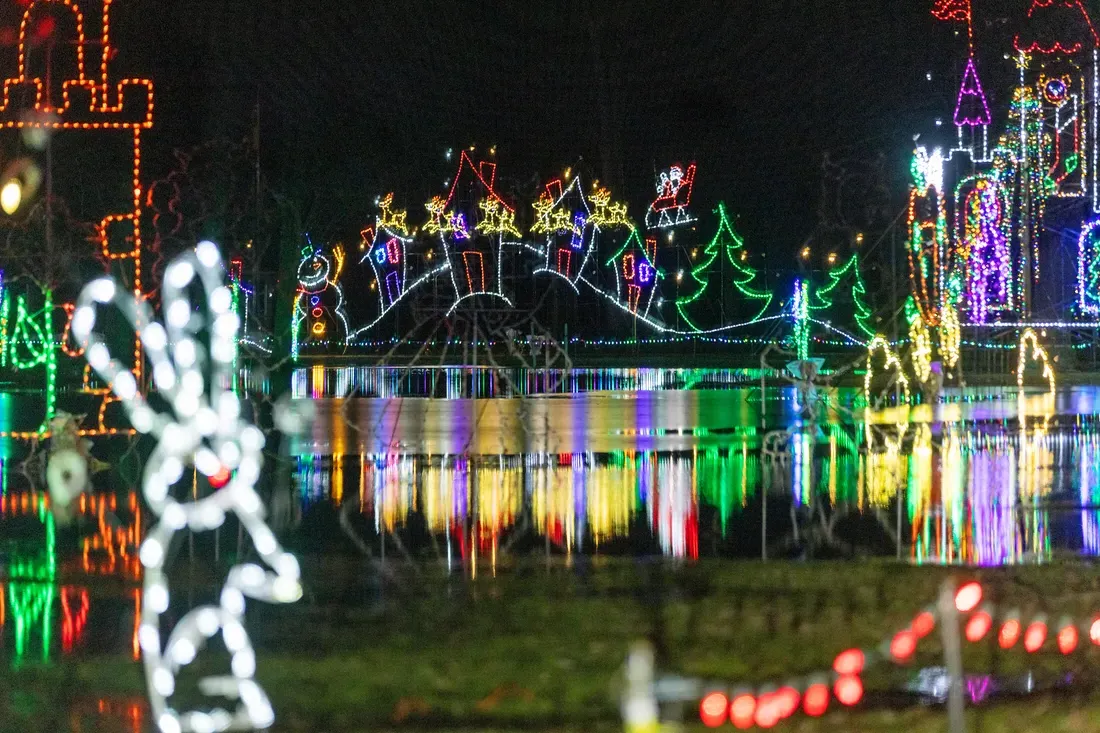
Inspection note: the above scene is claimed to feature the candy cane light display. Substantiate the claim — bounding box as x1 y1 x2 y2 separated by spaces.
72 241 301 733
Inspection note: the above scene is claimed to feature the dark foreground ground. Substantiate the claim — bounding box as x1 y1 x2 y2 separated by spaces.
5 559 1100 732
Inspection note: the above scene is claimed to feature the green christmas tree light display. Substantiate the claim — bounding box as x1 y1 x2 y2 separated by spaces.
676 203 772 331
809 253 876 339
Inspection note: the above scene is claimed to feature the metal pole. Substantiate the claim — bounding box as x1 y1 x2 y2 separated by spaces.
938 579 965 733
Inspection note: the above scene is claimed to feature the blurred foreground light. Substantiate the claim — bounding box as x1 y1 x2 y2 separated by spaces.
730 693 756 729
1090 617 1100 646
832 648 865 676
774 686 799 719
890 629 918 661
1 179 21 214
965 610 993 642
999 618 1021 649
912 610 936 638
1024 620 1048 653
1057 622 1079 655
699 692 727 728
802 683 829 717
834 675 863 707
954 581 982 613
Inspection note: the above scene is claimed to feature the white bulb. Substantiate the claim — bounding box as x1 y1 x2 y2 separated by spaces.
273 576 302 603
195 448 220 476
173 338 197 368
153 667 176 697
232 649 256 678
214 312 239 336
158 712 182 733
160 455 184 485
196 608 220 637
166 299 191 329
89 278 116 304
253 528 276 556
218 441 241 468
146 583 169 614
182 369 205 396
240 426 264 452
275 553 300 579
72 306 95 338
145 476 169 503
218 393 241 421
237 456 260 485
210 287 232 314
211 339 236 364
235 488 260 514
141 540 165 569
199 503 225 529
142 322 167 351
222 621 247 652
240 564 264 587
221 587 245 615
139 625 160 654
173 391 199 417
131 406 154 433
162 502 186 529
195 241 220 268
196 408 219 436
153 361 177 391
114 371 137 400
87 342 110 370
166 262 195 289
170 638 197 665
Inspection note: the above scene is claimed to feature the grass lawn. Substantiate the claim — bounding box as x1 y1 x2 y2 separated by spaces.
5 558 1100 731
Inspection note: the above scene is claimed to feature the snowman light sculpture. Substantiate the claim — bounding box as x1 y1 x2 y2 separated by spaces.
71 241 302 733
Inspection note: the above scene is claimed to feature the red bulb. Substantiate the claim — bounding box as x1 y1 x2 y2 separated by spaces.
730 694 756 729
774 686 800 719
1058 624 1079 655
999 619 1021 649
754 695 781 729
965 611 993 642
834 675 864 707
699 692 728 728
803 683 830 717
833 648 865 676
1024 621 1048 653
890 629 918 662
912 610 936 638
1091 617 1100 646
210 466 232 489
955 581 983 613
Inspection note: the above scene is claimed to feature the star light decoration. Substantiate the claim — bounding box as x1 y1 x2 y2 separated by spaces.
71 241 302 733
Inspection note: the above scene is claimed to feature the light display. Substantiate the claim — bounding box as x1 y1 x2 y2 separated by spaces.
6 289 57 434
606 226 659 318
956 173 1013 321
864 336 911 408
1015 0 1099 56
792 280 810 362
292 240 349 360
809 253 875 339
905 296 933 385
675 203 772 332
1017 327 1056 392
1078 218 1100 313
907 147 947 326
645 163 696 229
360 194 414 319
954 57 991 127
530 177 595 289
73 242 302 733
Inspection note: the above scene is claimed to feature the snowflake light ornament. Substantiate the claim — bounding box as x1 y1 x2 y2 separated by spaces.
71 241 302 733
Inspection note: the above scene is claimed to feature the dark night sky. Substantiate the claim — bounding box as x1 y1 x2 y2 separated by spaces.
16 0 1047 253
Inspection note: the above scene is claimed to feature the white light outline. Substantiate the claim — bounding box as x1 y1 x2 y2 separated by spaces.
72 242 301 733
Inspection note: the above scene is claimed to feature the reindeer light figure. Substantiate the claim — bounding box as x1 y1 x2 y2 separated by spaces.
71 241 301 733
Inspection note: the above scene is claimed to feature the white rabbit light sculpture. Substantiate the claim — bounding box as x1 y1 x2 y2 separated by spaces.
71 241 302 733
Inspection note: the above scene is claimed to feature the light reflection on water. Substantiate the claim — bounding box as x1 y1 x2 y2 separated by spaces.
292 386 1100 565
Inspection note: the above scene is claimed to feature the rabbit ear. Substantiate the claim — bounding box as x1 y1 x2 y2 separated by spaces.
163 241 240 444
71 275 165 437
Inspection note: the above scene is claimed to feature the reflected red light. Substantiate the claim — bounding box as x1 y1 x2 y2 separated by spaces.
955 582 983 613
1058 625 1079 655
1090 618 1100 646
730 694 756 729
999 619 1021 649
210 466 232 489
774 686 800 719
833 648 865 676
834 675 863 707
803 683 830 717
912 610 936 638
1024 621 1048 653
890 629 918 661
965 611 993 642
754 695 780 729
700 692 728 728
